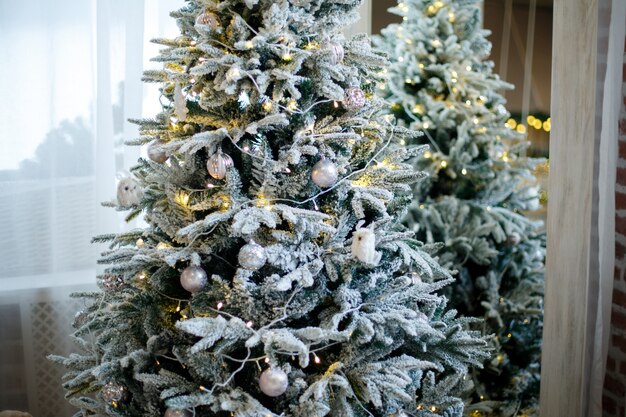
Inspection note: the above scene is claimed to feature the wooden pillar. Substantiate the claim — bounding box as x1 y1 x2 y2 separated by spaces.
540 0 599 415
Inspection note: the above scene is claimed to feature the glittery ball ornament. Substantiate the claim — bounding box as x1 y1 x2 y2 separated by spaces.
117 177 143 207
311 159 338 188
73 310 88 329
101 381 128 404
507 232 521 245
147 140 168 163
195 11 221 32
238 241 267 271
164 408 192 417
207 148 234 180
408 272 422 284
324 40 344 65
259 367 289 397
180 266 208 293
99 273 125 292
343 87 366 111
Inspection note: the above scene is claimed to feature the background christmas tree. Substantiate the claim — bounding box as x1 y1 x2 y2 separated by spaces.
51 1 490 416
375 1 545 416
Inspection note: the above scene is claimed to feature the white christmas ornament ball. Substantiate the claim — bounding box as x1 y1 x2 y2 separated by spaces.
324 40 344 65
195 11 221 32
351 223 382 266
507 232 521 245
207 148 234 180
259 367 289 397
180 266 208 293
148 140 168 163
164 408 192 417
311 159 338 188
101 381 128 404
117 177 143 207
238 241 267 271
343 87 366 111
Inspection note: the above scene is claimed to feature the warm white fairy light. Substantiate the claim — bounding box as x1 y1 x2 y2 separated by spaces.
217 302 224 310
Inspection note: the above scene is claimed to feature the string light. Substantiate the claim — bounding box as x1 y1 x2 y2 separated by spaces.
313 353 321 364
246 321 254 328
244 40 254 49
440 160 448 168
423 151 432 159
262 101 273 112
461 168 468 175
136 238 145 248
282 51 293 61
217 302 224 310
412 103 424 114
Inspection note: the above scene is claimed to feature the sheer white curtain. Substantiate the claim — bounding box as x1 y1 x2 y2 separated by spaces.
0 1 181 414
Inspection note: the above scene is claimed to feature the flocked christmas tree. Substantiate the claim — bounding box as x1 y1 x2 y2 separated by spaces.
51 1 491 416
375 1 545 416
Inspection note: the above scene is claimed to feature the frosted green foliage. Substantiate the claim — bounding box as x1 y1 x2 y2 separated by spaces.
374 0 545 415
51 1 491 416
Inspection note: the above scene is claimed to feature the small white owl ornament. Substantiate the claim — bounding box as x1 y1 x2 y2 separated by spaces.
117 177 143 207
351 221 382 266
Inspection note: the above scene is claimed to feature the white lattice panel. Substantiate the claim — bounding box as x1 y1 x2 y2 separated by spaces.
0 284 95 416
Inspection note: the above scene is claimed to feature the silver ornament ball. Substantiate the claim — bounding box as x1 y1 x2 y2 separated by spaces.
101 381 128 404
259 367 289 397
148 140 168 164
99 273 125 292
73 310 88 329
324 40 344 65
507 233 521 245
311 159 338 188
343 87 366 111
238 241 267 271
180 266 208 293
207 148 234 180
408 272 422 284
195 11 221 32
164 408 192 417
